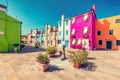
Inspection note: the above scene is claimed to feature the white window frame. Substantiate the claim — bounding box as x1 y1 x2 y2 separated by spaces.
83 27 89 34
71 29 76 35
77 39 81 45
83 13 89 21
72 17 76 24
72 39 76 44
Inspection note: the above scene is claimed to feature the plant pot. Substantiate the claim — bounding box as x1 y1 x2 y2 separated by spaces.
57 51 62 56
48 54 55 58
73 62 81 68
35 61 49 72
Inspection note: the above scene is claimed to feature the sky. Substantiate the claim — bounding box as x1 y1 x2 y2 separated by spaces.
0 0 120 35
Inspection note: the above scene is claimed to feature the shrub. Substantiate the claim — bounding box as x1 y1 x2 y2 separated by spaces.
36 53 50 64
35 41 40 48
46 47 57 54
68 50 88 64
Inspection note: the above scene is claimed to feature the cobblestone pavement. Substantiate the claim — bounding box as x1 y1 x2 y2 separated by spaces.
0 49 120 80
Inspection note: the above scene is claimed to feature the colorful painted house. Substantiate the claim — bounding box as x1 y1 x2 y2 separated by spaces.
27 29 40 47
39 29 44 46
21 35 28 44
0 4 22 52
96 15 120 50
58 14 70 48
44 24 58 48
70 5 96 50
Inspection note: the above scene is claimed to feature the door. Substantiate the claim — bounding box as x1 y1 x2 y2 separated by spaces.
65 40 69 48
106 41 112 49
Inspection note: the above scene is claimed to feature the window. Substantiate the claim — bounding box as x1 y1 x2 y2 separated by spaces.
72 17 76 24
116 40 120 46
59 31 61 35
97 31 101 35
59 22 61 26
58 40 61 44
71 29 76 35
98 40 102 45
109 30 113 35
36 36 39 38
115 19 120 23
31 36 35 38
66 30 68 35
83 27 88 34
77 39 81 44
72 39 76 44
56 33 58 36
66 20 68 25
51 41 52 45
83 13 89 21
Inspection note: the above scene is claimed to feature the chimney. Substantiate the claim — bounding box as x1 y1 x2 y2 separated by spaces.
61 14 65 21
92 5 96 12
0 4 7 12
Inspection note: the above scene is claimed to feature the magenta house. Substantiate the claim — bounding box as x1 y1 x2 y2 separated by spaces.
70 5 96 50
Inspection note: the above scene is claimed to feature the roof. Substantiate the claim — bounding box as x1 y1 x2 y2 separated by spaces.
21 35 28 37
0 4 7 9
70 10 96 19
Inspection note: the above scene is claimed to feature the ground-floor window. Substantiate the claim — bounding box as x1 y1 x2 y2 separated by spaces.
98 40 102 45
116 40 120 46
58 40 61 44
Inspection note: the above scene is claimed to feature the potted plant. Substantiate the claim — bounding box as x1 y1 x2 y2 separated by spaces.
35 53 50 72
13 43 19 52
35 41 40 48
68 50 88 68
46 47 57 57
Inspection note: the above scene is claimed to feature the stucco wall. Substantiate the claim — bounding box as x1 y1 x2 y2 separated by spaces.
96 15 120 50
0 10 21 52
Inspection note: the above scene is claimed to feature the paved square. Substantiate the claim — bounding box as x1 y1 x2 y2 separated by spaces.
0 50 120 80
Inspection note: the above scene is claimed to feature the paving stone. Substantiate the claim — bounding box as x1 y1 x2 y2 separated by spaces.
0 50 120 80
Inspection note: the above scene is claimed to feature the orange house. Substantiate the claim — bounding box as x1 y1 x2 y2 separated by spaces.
96 15 120 50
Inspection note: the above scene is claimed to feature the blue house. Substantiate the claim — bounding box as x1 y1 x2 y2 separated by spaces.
58 14 70 48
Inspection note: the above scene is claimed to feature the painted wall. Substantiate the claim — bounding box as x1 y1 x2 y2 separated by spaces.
0 10 21 52
30 29 39 46
70 6 96 50
0 10 8 52
58 14 70 48
39 29 44 46
21 35 28 44
50 27 58 47
44 24 58 48
96 15 120 50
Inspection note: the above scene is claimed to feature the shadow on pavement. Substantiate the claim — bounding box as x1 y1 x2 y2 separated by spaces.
18 45 46 53
48 65 64 72
87 57 96 60
81 62 97 71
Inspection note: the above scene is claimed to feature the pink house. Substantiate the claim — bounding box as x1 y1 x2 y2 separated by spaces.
70 5 96 50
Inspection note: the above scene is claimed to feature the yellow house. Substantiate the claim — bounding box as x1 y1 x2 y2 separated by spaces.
21 35 28 44
96 15 120 50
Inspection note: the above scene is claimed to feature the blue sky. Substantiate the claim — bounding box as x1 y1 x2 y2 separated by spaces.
0 0 120 35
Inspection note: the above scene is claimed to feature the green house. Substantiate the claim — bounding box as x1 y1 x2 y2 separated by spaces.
0 4 22 52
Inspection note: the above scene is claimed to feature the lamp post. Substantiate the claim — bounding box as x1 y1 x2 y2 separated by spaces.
61 44 66 60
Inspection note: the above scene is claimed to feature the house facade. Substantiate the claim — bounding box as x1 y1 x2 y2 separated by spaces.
27 29 40 47
0 4 22 52
44 24 58 48
95 15 120 50
70 5 96 50
58 14 70 49
21 35 28 44
39 29 44 46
